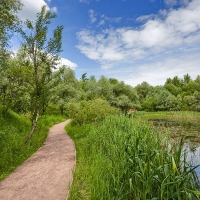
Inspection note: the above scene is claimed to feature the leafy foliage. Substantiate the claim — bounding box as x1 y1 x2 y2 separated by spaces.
66 98 119 125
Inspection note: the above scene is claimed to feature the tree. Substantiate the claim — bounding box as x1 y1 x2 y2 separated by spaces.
171 76 183 88
84 75 98 100
51 66 81 114
0 0 22 100
0 0 22 50
164 83 182 96
153 88 171 111
97 76 113 100
184 81 200 95
166 94 181 111
0 54 31 113
195 75 200 85
183 73 191 85
141 97 155 111
19 6 64 141
135 81 151 101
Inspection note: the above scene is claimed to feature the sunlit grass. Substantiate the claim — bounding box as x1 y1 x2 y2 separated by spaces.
66 115 200 199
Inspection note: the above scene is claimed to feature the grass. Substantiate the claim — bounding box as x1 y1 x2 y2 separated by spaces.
66 114 200 199
0 106 66 181
132 111 200 122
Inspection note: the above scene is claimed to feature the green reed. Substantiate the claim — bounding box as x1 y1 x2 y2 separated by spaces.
67 115 200 199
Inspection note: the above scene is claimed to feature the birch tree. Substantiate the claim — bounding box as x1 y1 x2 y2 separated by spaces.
19 6 63 142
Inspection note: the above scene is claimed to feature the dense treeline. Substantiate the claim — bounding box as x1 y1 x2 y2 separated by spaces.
1 59 200 115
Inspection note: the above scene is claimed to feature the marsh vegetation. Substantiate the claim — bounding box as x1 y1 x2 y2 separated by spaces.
66 110 200 199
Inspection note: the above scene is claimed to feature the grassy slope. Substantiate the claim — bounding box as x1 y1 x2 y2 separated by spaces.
0 106 66 181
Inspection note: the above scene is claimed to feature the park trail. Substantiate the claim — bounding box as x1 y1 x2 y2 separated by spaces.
0 119 76 200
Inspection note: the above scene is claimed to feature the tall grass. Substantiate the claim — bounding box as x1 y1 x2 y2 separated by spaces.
67 115 200 199
134 111 200 122
0 107 66 181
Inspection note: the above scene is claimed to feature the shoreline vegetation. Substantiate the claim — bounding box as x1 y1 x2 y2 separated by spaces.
66 111 200 200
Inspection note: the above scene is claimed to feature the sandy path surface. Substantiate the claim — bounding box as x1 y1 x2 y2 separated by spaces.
0 119 76 200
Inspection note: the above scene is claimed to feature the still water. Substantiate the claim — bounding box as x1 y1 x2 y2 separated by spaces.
149 118 200 181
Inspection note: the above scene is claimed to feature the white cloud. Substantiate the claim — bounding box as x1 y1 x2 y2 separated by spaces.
165 0 191 6
136 14 156 22
98 15 122 26
76 0 200 70
164 0 178 6
103 51 200 86
58 58 78 70
89 10 97 23
79 0 91 3
18 0 57 22
126 53 200 86
18 0 49 22
79 0 100 3
51 6 57 13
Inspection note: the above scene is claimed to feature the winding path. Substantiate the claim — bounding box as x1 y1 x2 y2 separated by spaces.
0 120 76 200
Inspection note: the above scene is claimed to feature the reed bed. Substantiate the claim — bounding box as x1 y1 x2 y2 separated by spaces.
67 115 200 199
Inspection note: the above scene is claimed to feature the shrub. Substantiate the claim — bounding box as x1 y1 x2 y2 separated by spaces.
66 98 119 125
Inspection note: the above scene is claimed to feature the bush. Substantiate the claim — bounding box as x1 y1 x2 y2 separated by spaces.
66 98 119 125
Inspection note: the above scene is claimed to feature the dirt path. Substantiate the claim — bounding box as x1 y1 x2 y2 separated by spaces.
0 119 76 200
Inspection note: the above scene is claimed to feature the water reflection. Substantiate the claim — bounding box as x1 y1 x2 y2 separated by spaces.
184 144 200 181
149 118 200 180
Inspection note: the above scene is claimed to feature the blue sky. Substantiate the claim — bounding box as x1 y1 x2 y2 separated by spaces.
13 0 200 86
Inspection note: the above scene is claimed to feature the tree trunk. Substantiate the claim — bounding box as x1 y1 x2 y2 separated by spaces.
24 106 40 143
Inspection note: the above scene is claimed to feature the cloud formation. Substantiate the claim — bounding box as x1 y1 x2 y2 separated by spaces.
89 10 97 23
18 0 48 21
59 58 78 70
76 0 200 69
18 0 57 22
79 0 92 3
117 52 200 86
79 0 100 3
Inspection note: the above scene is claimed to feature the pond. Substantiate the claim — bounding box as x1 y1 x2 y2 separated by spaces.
149 118 200 181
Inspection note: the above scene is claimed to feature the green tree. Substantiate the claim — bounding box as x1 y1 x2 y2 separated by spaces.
183 73 191 85
166 94 181 111
0 54 31 113
19 6 64 141
97 76 113 100
153 88 171 111
0 0 22 51
165 78 172 85
141 97 155 111
171 76 183 88
51 66 81 114
0 0 22 101
195 75 200 85
135 81 151 101
164 83 182 96
184 81 200 95
84 75 98 100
